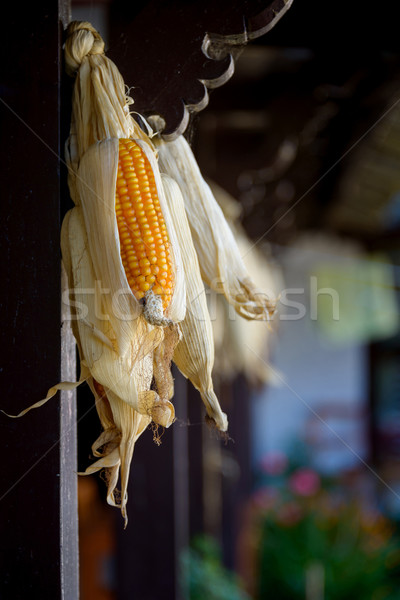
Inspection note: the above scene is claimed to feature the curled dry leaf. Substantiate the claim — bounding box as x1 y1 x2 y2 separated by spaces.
153 127 276 321
162 175 228 431
209 181 283 386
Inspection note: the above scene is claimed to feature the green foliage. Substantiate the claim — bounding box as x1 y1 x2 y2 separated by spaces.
250 457 400 600
181 535 250 600
258 503 397 599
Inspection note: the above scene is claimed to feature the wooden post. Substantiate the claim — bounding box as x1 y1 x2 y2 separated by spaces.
0 1 78 598
60 266 79 600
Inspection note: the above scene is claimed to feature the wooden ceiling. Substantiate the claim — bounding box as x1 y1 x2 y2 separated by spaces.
189 0 400 245
96 0 400 245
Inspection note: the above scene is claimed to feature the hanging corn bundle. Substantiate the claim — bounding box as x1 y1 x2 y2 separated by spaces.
9 20 275 523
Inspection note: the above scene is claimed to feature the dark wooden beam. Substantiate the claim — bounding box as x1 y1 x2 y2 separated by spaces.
0 1 78 597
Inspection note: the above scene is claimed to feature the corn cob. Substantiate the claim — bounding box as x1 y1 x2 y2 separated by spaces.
116 139 174 309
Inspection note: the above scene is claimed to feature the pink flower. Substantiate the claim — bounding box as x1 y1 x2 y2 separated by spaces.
260 451 288 476
276 501 303 526
252 487 279 510
289 468 320 496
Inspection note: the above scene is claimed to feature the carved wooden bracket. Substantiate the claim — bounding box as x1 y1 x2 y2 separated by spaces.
109 0 293 139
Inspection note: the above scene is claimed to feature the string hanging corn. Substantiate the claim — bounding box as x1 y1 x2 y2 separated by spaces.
11 18 277 524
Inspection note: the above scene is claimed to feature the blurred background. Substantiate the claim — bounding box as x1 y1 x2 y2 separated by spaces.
72 0 400 598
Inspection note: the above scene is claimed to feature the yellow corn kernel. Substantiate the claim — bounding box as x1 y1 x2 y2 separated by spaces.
115 139 174 308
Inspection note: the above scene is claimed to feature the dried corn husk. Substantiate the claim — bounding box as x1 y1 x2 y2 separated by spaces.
62 206 174 423
153 127 276 321
209 181 282 386
162 175 228 431
61 19 192 521
58 21 226 518
83 386 151 524
64 21 150 196
62 205 170 523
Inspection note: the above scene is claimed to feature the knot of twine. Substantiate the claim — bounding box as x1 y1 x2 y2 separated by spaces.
65 21 105 76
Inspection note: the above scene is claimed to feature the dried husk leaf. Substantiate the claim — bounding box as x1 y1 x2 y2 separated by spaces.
209 181 282 386
232 234 280 386
83 390 151 526
154 131 275 321
153 324 181 402
1 378 85 419
75 138 140 356
91 428 120 458
107 392 150 516
64 211 148 522
64 21 150 190
62 204 175 427
162 175 228 432
63 204 176 524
